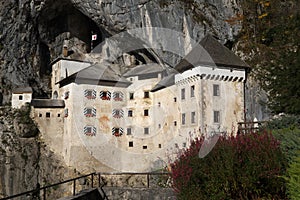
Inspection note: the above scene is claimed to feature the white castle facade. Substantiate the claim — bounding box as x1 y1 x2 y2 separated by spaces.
12 35 250 172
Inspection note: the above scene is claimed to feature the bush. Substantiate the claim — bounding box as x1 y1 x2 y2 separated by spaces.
171 132 287 200
265 115 300 130
272 127 300 163
285 153 300 200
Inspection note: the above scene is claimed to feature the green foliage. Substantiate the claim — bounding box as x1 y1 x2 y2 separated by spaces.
265 115 300 130
239 0 300 114
271 127 300 163
284 153 300 200
171 132 287 199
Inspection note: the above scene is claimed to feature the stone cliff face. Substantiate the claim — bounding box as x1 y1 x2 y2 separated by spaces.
0 0 242 104
0 106 78 199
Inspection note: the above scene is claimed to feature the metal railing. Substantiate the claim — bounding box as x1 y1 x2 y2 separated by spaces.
97 172 171 188
0 173 96 200
0 172 171 200
237 121 267 134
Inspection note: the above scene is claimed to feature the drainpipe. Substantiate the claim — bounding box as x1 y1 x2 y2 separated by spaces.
244 68 250 123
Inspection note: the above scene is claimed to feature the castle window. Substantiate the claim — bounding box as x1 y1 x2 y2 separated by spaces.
191 112 196 124
143 145 147 149
191 85 195 97
183 142 186 148
64 91 70 99
112 127 123 137
112 109 124 118
57 113 61 117
158 144 162 148
129 92 134 100
64 109 68 117
214 111 220 123
128 110 133 117
84 107 96 117
46 112 51 118
144 91 150 98
100 91 111 100
129 141 133 147
113 91 124 101
174 97 177 102
174 121 177 126
144 127 149 134
213 84 220 96
181 88 185 100
39 113 42 117
144 109 149 116
182 113 186 125
84 126 96 136
19 95 23 100
127 128 132 135
84 89 96 99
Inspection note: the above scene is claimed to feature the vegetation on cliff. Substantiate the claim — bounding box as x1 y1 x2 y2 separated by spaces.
238 0 300 114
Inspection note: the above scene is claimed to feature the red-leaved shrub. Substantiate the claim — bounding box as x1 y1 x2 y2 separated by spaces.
171 131 287 200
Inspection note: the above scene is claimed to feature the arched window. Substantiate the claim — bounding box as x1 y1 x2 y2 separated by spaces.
53 91 58 99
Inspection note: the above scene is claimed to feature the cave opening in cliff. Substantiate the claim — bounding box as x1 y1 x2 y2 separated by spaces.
39 42 51 76
38 0 103 57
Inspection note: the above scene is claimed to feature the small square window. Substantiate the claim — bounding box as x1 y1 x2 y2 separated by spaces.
19 95 23 100
144 109 149 116
191 85 195 97
144 91 150 98
128 110 133 117
213 84 220 96
39 113 42 117
182 113 186 125
214 111 220 123
127 128 132 135
144 127 149 134
129 93 134 100
143 145 147 149
129 141 133 147
158 144 162 148
46 112 51 118
57 113 61 117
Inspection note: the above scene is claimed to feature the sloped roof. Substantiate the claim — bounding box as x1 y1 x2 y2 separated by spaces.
58 63 131 87
12 87 33 94
151 73 176 92
175 34 250 72
123 63 165 77
31 99 65 108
